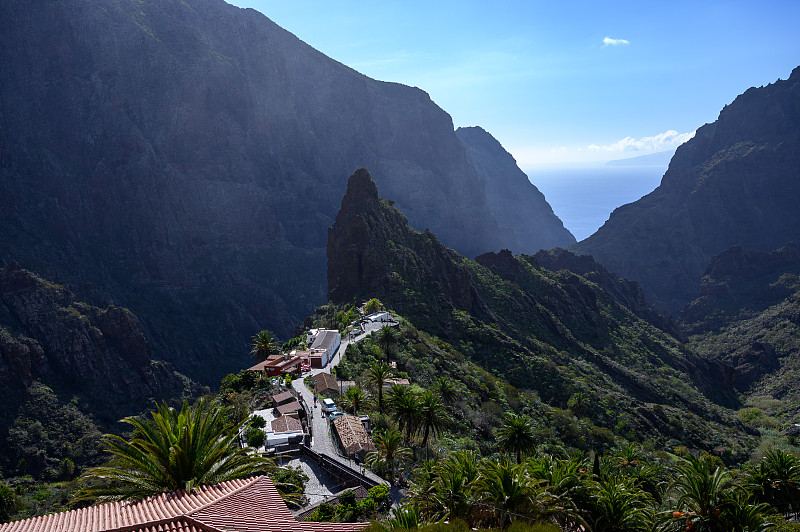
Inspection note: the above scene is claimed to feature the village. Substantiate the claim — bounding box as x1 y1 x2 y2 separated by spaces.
242 308 405 516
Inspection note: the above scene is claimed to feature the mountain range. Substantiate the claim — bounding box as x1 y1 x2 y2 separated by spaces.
0 0 572 382
573 67 800 314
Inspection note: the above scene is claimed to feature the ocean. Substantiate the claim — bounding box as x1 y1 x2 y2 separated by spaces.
525 165 667 242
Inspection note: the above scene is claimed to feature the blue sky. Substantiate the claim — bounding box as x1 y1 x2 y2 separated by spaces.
228 0 800 168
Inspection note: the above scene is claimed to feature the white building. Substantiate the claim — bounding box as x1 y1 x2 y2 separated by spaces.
308 329 341 368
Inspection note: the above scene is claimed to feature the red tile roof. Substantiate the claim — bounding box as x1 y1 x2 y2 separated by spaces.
272 391 295 405
271 415 303 433
275 400 302 415
313 372 339 394
0 477 368 532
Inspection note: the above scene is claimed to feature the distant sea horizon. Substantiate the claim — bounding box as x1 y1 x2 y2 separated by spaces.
525 164 667 242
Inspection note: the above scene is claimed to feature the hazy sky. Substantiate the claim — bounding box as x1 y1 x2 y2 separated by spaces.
227 0 800 167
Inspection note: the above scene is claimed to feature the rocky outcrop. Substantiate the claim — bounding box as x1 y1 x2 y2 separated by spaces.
0 263 204 427
456 127 575 252
0 0 562 383
572 67 800 314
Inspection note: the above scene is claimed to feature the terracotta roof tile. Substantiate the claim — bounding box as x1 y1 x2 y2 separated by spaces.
271 415 303 433
0 477 368 532
313 373 339 394
275 400 302 415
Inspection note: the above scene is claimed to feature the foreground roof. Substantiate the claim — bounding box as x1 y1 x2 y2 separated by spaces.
0 476 368 532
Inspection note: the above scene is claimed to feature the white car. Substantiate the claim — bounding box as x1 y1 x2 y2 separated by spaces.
321 398 338 413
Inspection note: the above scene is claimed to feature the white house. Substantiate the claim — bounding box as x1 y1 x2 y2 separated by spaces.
308 329 341 368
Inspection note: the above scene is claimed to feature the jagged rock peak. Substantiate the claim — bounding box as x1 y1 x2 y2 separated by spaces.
341 168 380 212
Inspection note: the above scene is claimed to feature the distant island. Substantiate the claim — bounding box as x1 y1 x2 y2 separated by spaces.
605 150 675 167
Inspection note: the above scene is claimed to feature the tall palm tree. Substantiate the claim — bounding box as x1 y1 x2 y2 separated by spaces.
364 361 394 414
496 412 538 464
374 325 400 359
250 329 280 362
366 429 411 482
74 398 274 502
417 390 449 448
387 386 421 445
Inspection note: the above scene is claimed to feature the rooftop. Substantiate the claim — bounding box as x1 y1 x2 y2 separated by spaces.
310 330 340 351
313 372 339 395
0 476 368 532
332 414 375 456
275 400 303 415
271 415 303 434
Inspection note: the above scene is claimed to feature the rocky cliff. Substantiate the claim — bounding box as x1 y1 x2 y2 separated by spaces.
572 67 800 313
0 0 565 383
328 169 755 455
0 262 203 432
680 244 800 415
456 127 575 252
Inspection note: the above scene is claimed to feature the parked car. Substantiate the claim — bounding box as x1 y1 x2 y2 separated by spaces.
321 398 338 413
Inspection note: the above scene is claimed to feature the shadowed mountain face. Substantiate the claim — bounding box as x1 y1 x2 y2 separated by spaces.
572 67 800 314
0 0 566 382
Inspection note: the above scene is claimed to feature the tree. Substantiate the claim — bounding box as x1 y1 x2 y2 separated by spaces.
365 361 394 414
417 390 449 448
74 398 274 502
587 475 655 532
364 298 384 314
388 385 421 445
367 429 411 481
496 412 538 464
471 458 542 528
339 384 371 415
375 325 400 359
250 330 280 362
431 376 458 405
744 449 800 518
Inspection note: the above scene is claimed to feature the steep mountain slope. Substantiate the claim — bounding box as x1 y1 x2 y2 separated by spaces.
680 244 800 419
0 262 203 473
456 127 575 252
572 67 800 313
328 168 756 457
0 0 565 382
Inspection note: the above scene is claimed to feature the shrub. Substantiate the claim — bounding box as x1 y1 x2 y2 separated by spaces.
245 428 265 448
249 415 266 429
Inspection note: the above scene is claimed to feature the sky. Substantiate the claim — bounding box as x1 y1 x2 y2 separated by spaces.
225 0 800 168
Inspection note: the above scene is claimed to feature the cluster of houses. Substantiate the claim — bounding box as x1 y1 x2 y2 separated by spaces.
247 328 341 378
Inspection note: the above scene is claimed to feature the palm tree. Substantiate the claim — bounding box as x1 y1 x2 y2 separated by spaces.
375 325 400 359
471 457 542 528
338 384 371 414
387 385 421 445
417 390 449 448
364 361 394 414
250 329 280 361
433 450 479 522
74 398 274 502
587 475 655 532
366 429 411 482
431 376 458 405
496 412 538 464
744 448 800 518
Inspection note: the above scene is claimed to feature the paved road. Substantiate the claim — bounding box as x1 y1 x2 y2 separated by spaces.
291 319 402 499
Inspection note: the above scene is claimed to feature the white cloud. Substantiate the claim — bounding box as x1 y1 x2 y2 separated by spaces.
588 130 696 152
603 37 630 46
